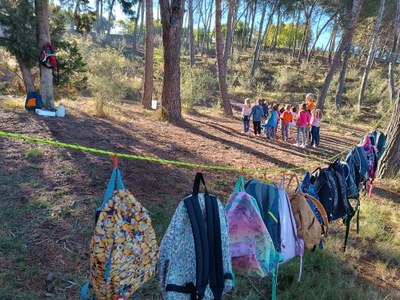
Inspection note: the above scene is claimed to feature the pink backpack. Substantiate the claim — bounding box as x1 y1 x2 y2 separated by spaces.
226 176 283 300
277 177 304 281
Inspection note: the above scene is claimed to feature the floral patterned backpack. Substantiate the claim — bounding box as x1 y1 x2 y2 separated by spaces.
158 173 233 300
81 161 158 300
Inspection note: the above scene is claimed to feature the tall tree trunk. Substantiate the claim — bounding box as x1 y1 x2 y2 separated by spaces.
197 2 202 48
328 17 338 64
224 0 235 64
272 4 281 49
107 0 116 37
250 1 267 77
138 0 145 45
377 97 400 178
159 0 185 121
17 58 35 93
389 0 400 102
35 0 54 109
358 0 385 111
298 3 315 60
292 9 301 57
241 2 250 49
247 0 257 47
143 0 154 109
132 1 141 53
318 0 364 111
262 2 277 50
307 8 340 62
216 0 233 116
189 0 195 65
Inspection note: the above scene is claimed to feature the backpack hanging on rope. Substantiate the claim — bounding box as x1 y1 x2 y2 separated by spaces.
158 172 233 300
276 176 304 281
244 179 280 252
311 161 356 251
360 134 379 197
81 156 159 300
225 176 283 300
287 173 326 250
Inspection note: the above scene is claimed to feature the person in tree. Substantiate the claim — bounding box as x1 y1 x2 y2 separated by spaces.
241 98 252 134
249 99 265 137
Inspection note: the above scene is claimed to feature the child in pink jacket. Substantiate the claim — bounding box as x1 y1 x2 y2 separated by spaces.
295 103 311 147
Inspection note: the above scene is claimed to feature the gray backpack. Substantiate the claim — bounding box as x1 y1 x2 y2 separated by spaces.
158 173 233 300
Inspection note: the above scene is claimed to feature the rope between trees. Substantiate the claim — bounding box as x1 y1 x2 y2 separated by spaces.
0 103 394 174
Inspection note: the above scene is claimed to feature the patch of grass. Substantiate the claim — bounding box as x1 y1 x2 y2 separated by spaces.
24 147 44 160
0 236 26 254
2 99 25 111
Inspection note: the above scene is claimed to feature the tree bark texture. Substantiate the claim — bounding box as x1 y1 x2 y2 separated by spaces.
189 0 195 66
334 0 365 109
389 0 400 102
138 0 145 44
35 0 54 109
142 0 154 109
17 58 35 93
377 98 400 178
159 0 185 121
107 0 116 36
328 17 338 64
317 0 364 111
216 0 233 116
250 1 267 77
224 0 235 65
247 0 257 47
272 4 281 49
132 1 141 53
307 7 341 62
358 0 385 111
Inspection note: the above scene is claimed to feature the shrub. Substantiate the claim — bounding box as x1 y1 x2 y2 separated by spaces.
180 64 219 109
274 68 299 91
85 45 143 116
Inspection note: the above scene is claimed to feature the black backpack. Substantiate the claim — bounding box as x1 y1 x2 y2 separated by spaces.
311 161 356 251
345 146 369 191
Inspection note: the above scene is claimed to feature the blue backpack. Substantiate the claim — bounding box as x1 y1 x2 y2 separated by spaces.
244 179 280 252
25 91 43 111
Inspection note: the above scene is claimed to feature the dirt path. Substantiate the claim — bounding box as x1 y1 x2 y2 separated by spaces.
0 99 398 299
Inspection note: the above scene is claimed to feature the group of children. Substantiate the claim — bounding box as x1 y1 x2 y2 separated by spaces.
241 93 322 148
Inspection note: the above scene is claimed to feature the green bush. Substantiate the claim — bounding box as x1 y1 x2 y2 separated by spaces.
85 45 143 116
274 68 299 91
180 64 219 109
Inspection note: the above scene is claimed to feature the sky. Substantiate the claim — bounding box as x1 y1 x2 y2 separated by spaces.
51 0 333 49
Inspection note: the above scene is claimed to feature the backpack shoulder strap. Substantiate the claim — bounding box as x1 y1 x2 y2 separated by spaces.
205 194 224 300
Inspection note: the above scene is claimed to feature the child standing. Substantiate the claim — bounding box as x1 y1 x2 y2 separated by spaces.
266 104 279 140
306 93 315 142
249 99 265 137
296 103 311 147
289 105 298 140
280 104 293 141
310 109 322 148
241 98 252 134
274 104 281 139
